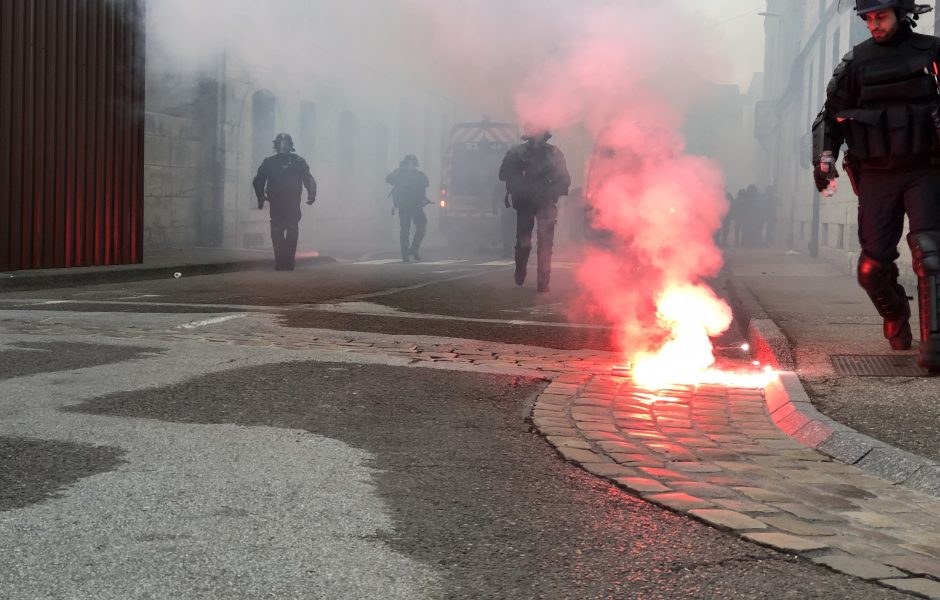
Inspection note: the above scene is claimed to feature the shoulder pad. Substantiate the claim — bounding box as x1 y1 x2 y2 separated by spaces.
826 52 854 98
836 48 855 69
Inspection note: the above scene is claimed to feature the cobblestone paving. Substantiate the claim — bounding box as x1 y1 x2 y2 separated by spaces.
534 374 940 598
5 311 940 597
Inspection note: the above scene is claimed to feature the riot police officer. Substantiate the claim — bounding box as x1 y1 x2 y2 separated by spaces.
499 126 571 292
812 0 940 372
386 154 430 263
252 133 317 271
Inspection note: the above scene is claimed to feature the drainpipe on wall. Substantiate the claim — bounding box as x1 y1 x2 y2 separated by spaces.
809 190 821 258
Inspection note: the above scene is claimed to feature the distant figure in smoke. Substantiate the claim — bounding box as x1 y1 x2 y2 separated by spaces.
740 184 763 248
760 185 779 247
719 190 735 248
731 188 748 247
812 0 939 371
252 133 317 271
386 154 431 263
499 126 571 292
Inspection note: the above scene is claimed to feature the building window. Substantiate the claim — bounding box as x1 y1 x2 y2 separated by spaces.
252 90 278 170
300 101 316 161
374 122 389 206
398 103 416 156
337 110 357 200
832 28 842 68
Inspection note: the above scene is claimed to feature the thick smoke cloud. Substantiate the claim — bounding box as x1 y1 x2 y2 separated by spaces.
414 0 734 382
147 0 738 381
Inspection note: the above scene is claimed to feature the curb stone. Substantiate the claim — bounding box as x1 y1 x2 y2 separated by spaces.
729 275 940 501
530 377 940 597
0 256 338 291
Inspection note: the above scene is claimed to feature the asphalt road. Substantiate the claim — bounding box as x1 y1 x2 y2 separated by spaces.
0 255 912 598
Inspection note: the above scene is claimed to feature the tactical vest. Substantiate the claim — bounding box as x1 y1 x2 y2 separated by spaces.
836 32 940 161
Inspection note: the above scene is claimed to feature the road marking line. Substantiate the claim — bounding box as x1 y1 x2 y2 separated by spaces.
177 314 248 329
478 260 514 266
352 259 405 265
115 294 163 300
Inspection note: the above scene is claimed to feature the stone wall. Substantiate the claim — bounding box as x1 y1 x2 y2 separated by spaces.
143 73 208 249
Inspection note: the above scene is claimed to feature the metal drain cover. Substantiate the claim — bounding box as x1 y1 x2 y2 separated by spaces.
831 355 926 377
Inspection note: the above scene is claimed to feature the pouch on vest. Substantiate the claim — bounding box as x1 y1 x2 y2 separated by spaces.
837 108 886 159
886 105 912 156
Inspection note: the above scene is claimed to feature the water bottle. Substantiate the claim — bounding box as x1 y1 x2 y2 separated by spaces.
820 151 837 197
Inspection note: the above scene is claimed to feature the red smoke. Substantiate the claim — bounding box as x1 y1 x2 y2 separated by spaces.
416 1 755 386
509 6 733 385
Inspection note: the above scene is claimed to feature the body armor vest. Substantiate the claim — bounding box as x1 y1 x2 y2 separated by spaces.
836 31 940 162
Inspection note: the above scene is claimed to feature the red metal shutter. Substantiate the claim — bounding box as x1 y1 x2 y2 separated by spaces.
0 0 144 271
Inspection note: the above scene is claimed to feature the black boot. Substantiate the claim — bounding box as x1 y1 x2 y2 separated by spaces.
514 246 530 286
857 255 912 351
536 244 553 293
909 232 940 372
537 273 550 293
916 278 940 372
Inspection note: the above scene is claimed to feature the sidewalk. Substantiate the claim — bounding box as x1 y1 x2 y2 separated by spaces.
0 247 336 291
724 247 940 481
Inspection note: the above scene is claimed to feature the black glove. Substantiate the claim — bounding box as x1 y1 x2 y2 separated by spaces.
504 193 511 209
257 197 266 210
813 160 838 193
306 196 316 206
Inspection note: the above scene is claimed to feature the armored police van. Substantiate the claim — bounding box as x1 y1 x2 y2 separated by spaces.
438 118 518 250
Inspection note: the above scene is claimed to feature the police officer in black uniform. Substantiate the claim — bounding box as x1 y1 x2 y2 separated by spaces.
386 154 430 263
499 126 571 292
813 0 940 371
252 133 317 271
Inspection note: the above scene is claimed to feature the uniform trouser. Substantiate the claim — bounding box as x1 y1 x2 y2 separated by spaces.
501 207 516 256
398 205 427 259
270 220 299 270
857 166 940 364
516 201 558 285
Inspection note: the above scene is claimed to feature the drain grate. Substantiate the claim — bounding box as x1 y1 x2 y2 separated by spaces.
830 354 926 377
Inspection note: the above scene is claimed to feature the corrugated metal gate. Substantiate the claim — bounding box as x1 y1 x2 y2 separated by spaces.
0 0 144 271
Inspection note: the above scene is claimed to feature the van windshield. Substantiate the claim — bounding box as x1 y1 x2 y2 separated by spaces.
450 140 511 196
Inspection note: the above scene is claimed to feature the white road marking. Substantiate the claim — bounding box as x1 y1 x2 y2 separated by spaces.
478 260 514 266
351 259 406 265
114 294 163 300
31 300 71 306
177 314 248 330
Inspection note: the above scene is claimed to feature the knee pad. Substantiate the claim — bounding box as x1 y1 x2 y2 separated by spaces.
908 231 940 276
857 254 899 291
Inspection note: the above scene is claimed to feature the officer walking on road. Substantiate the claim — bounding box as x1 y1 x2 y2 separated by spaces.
252 133 317 271
813 0 940 372
386 154 431 263
499 126 571 292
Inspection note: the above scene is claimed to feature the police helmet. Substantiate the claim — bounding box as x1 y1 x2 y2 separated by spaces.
854 0 904 15
850 0 932 18
401 154 419 167
272 133 295 151
521 123 552 142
